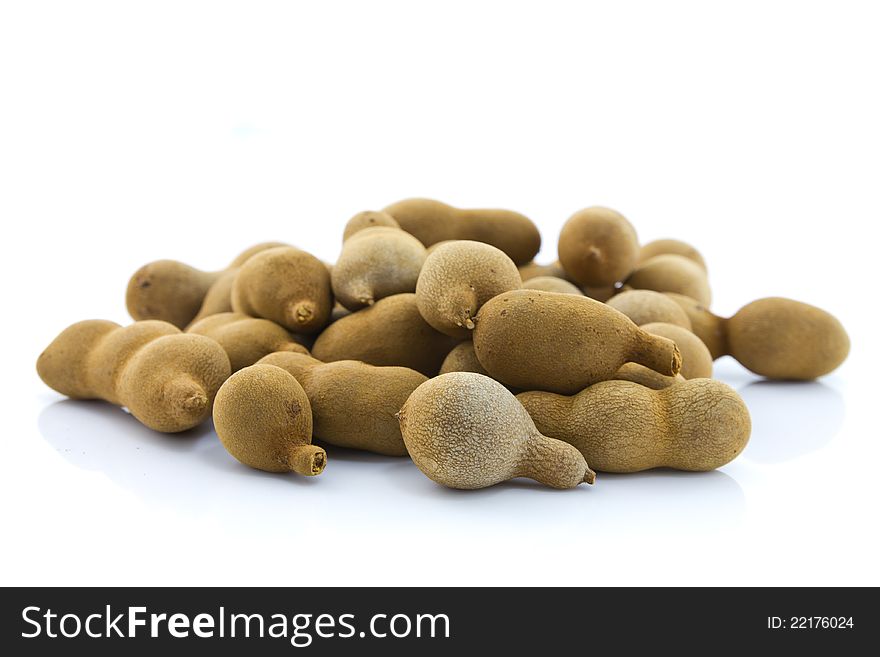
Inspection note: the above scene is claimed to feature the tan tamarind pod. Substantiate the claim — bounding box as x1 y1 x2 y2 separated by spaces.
311 293 458 376
521 276 583 295
606 289 692 330
665 294 850 378
329 301 352 324
613 363 685 390
626 254 711 306
640 238 707 271
416 241 522 338
473 290 681 394
227 241 291 268
641 322 713 379
332 227 426 310
119 334 231 433
188 269 238 326
188 242 293 327
520 260 611 299
126 242 288 329
37 320 230 432
213 364 325 475
342 210 400 241
383 198 541 265
582 284 620 302
187 312 309 372
39 320 179 401
232 246 333 334
398 372 595 489
518 379 751 473
726 297 849 379
126 261 220 329
438 342 524 392
37 319 180 402
517 260 570 281
424 239 458 257
439 341 490 376
558 207 639 287
664 293 727 359
259 351 426 456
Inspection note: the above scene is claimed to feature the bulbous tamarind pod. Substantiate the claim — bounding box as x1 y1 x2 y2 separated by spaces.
664 293 728 359
226 241 291 268
332 226 426 310
398 372 595 489
259 351 427 456
517 260 570 282
342 210 400 241
666 294 850 379
558 207 640 287
424 240 458 257
328 302 352 324
383 198 541 265
35 319 122 399
120 334 230 432
126 242 289 329
726 297 849 380
640 322 713 379
612 363 685 390
606 289 692 330
472 290 681 394
37 320 231 432
187 312 309 372
439 341 490 376
582 284 620 302
311 293 458 376
126 261 220 329
639 238 707 272
415 241 522 338
232 246 333 334
188 268 238 327
517 379 751 473
39 319 180 404
521 276 583 295
626 254 712 306
213 364 325 476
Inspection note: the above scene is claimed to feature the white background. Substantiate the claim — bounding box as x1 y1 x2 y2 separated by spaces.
1 1 877 586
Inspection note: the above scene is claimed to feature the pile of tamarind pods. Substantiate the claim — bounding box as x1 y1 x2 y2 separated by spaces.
37 199 849 490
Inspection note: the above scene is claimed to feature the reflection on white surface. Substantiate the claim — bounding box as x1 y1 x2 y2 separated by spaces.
30 355 866 586
39 397 745 537
738 380 845 464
